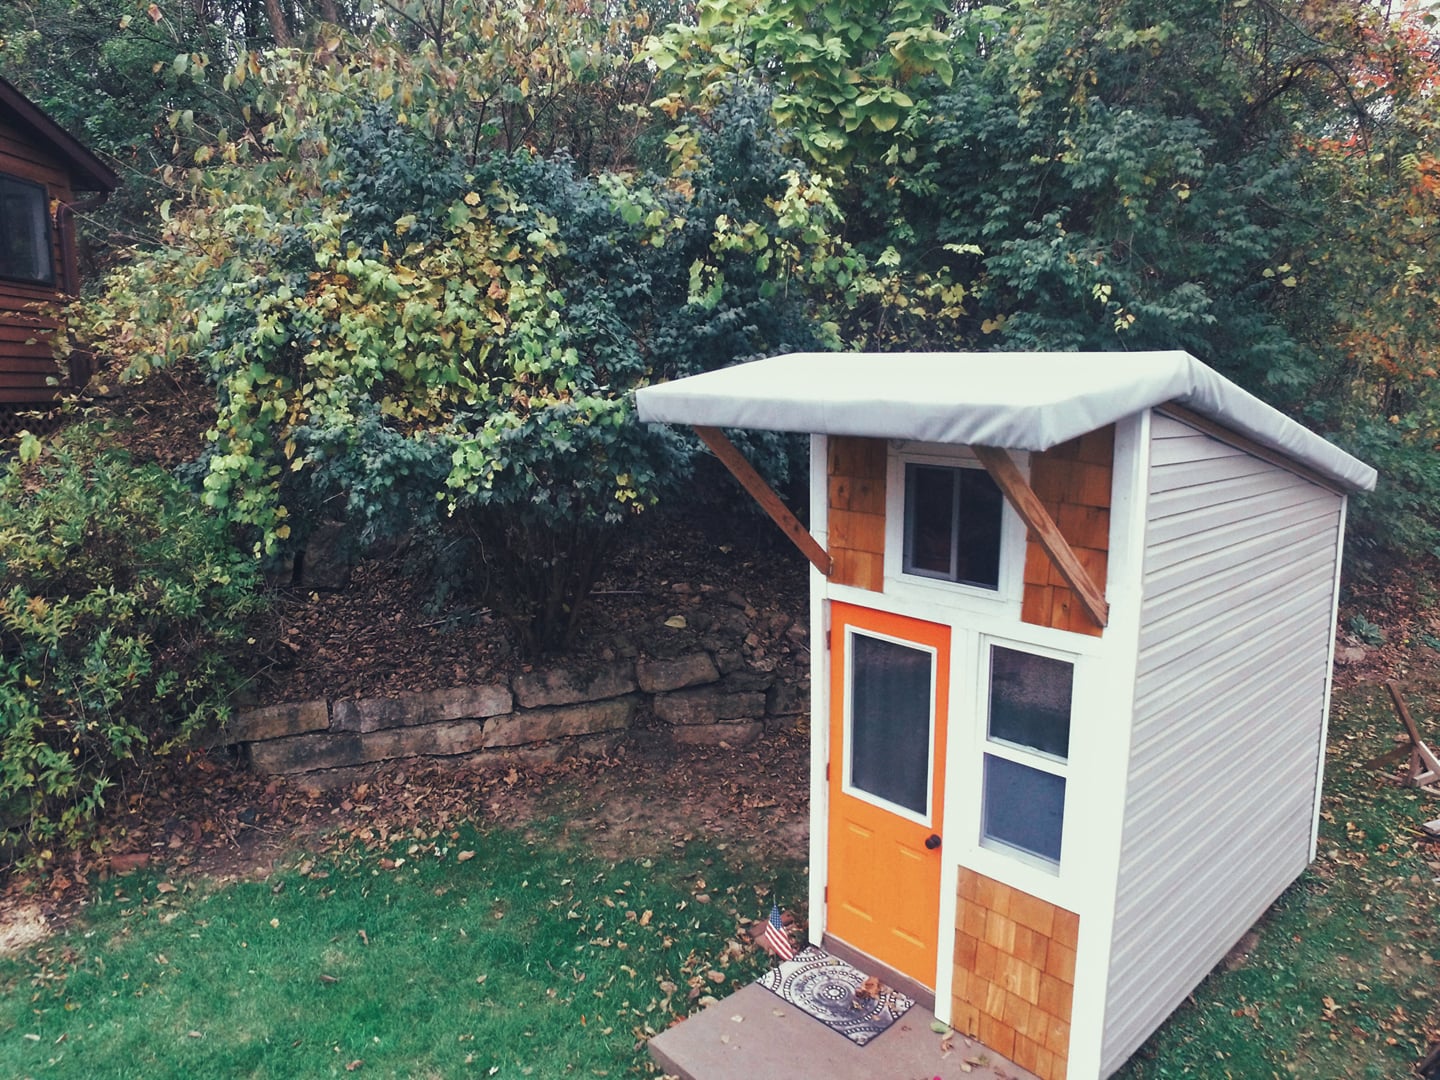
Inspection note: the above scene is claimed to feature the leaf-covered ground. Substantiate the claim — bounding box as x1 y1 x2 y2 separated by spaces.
0 676 1437 1077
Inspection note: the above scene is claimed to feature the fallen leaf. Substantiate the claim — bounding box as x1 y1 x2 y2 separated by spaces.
664 615 687 628
456 851 476 863
358 929 370 946
319 974 338 984
345 1061 363 1072
730 1014 744 1023
186 1031 203 1039
639 910 652 926
930 1020 951 1034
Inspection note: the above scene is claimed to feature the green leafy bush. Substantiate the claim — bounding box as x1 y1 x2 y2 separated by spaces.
0 428 266 855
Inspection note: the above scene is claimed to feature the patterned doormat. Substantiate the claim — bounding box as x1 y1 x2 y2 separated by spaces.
757 945 916 1046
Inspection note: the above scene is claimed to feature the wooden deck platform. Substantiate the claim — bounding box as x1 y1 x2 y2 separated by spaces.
649 981 1041 1080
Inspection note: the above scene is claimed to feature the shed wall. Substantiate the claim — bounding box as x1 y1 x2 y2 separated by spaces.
0 113 73 405
827 436 887 590
1099 412 1343 1074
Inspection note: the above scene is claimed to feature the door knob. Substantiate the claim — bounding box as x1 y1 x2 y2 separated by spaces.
925 834 942 850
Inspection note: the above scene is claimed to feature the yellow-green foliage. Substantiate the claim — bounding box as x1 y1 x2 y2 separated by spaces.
0 428 265 854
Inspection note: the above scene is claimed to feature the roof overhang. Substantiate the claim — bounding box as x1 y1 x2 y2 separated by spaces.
636 350 1377 494
0 76 119 192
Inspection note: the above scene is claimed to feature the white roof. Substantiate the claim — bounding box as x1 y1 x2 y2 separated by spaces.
635 350 1376 493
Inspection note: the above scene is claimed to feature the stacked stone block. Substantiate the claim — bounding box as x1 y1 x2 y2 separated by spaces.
226 648 808 777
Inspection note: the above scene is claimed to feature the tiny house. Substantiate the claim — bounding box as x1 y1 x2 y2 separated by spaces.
0 75 117 416
636 351 1376 1080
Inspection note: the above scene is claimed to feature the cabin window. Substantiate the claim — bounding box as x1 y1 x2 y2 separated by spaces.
981 644 1073 867
846 631 935 820
901 462 1003 589
0 175 53 285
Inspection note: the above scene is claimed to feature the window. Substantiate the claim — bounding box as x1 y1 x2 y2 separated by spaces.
0 175 53 285
846 631 935 819
902 463 1003 589
981 645 1074 867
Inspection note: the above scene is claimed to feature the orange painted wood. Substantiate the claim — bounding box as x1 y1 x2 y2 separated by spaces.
692 425 832 577
974 444 1109 630
828 603 950 990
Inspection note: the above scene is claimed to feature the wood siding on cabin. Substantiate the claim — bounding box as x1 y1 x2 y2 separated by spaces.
827 436 887 590
1098 413 1343 1075
0 114 74 404
1021 426 1113 636
952 869 1078 1080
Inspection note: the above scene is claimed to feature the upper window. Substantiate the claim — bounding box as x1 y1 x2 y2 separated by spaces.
902 462 1003 589
0 175 54 285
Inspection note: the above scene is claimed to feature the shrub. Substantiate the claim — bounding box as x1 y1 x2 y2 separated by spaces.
0 427 266 856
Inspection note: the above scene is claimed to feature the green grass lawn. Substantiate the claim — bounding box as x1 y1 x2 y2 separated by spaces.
0 681 1436 1079
0 824 806 1078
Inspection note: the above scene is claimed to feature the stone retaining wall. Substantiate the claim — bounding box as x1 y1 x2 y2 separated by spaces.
226 646 809 777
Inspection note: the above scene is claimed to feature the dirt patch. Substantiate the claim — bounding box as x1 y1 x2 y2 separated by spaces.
1 721 811 938
0 903 49 956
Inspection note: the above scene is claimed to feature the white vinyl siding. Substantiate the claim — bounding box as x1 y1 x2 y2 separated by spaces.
1099 412 1344 1075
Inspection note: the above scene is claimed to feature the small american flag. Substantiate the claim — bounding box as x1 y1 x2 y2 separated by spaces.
758 902 795 962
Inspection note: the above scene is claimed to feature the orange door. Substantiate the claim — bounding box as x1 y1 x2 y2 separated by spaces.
827 602 950 989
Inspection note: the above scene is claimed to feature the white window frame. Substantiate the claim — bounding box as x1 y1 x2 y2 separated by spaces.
976 636 1077 873
841 625 939 828
884 442 1026 612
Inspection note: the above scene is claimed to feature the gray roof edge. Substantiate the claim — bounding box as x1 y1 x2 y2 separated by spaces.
635 351 1378 494
1171 356 1377 493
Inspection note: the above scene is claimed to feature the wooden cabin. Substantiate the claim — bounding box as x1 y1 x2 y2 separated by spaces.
636 351 1376 1079
0 75 117 420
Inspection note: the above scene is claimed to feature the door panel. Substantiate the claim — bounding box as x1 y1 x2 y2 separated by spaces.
827 602 950 988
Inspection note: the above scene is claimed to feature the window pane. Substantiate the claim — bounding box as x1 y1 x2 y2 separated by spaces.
988 646 1072 759
955 468 1002 588
904 464 955 576
902 463 1002 589
983 755 1064 863
848 633 932 816
0 176 52 284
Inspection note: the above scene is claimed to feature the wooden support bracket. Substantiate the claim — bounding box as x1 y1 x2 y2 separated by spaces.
1385 680 1440 788
972 444 1109 630
692 425 833 577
